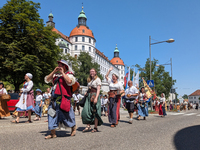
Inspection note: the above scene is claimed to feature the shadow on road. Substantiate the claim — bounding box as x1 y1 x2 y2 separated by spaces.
174 125 200 150
40 130 70 137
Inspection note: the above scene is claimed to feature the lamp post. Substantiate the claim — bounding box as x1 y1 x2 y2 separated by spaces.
156 58 174 103
149 36 174 110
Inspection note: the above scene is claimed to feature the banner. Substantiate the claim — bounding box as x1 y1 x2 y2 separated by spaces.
142 78 154 99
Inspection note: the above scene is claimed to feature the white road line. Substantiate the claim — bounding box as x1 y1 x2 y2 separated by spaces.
170 113 184 115
184 113 197 116
196 114 200 116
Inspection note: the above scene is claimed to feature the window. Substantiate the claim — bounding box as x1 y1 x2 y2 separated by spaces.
82 45 85 50
121 77 123 79
67 44 69 47
82 29 85 33
89 47 91 52
121 71 123 74
65 49 67 53
75 45 77 50
89 38 91 43
191 101 193 103
195 101 196 103
82 37 85 42
75 37 78 42
191 97 193 99
194 97 196 99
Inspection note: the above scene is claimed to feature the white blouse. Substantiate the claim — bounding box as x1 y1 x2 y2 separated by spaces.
107 78 124 91
0 88 8 94
160 97 166 103
35 95 43 102
125 86 138 99
21 81 33 93
87 77 101 88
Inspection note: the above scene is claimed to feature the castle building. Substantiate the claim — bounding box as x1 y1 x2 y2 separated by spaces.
46 7 125 92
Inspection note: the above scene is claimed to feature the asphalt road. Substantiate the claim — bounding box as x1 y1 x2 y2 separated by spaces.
0 109 200 150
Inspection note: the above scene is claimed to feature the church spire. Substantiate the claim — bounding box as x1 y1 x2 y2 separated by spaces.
114 44 119 57
78 4 87 26
46 11 55 27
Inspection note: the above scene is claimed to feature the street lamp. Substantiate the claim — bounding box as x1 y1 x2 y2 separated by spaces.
149 36 175 80
149 36 175 110
156 58 175 103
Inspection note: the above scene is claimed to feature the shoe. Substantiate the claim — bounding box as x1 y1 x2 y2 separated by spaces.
45 134 57 139
115 121 118 125
129 119 133 124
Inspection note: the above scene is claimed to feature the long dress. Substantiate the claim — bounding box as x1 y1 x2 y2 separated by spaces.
159 97 167 116
137 93 148 117
81 77 103 126
155 101 159 112
107 78 124 124
15 81 34 112
45 72 76 130
0 88 10 118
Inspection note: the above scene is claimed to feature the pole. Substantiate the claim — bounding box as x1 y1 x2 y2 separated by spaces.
171 58 174 104
149 36 153 110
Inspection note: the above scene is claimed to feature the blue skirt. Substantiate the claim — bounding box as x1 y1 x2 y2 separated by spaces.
35 101 42 118
48 94 76 130
138 103 148 117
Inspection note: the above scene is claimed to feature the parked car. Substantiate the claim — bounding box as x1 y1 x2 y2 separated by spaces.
7 93 19 112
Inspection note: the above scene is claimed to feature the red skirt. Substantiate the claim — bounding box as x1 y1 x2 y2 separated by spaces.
159 104 163 115
116 96 121 121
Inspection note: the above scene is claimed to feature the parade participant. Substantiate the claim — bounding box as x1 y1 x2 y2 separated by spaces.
195 103 199 110
44 59 77 139
183 100 187 111
101 95 108 116
137 87 148 120
12 73 34 123
106 67 124 127
34 89 43 121
159 93 167 117
0 82 10 119
125 81 138 124
42 88 51 117
82 68 103 133
154 98 159 112
170 100 173 110
72 90 83 115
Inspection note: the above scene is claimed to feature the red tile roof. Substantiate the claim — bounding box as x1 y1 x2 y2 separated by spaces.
95 48 109 61
52 28 71 43
189 90 200 96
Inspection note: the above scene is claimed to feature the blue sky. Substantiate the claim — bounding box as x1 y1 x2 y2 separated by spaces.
1 0 200 97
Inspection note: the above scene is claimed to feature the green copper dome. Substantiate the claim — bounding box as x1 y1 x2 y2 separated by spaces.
49 12 53 17
114 45 119 52
78 9 87 19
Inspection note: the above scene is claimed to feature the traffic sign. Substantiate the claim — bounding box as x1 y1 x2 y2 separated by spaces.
147 80 154 87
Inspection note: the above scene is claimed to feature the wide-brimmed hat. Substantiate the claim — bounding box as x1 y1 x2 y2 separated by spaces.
36 89 42 93
57 59 74 73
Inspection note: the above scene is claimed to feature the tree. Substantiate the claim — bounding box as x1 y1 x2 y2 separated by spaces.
0 0 61 91
135 58 176 98
76 52 103 86
182 94 188 99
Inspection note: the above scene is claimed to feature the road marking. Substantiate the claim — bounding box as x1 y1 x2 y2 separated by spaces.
170 113 184 115
196 114 200 116
184 113 197 116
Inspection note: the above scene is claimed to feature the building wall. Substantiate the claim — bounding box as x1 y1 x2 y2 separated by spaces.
188 95 200 104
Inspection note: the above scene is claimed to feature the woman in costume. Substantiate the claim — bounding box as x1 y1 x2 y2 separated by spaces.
12 73 34 123
82 68 103 133
34 89 43 121
44 60 77 139
137 87 148 120
42 88 51 117
154 98 159 112
106 67 124 127
159 93 167 117
0 82 10 119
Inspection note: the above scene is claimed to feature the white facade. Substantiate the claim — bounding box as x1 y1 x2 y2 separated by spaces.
188 95 200 104
46 10 125 92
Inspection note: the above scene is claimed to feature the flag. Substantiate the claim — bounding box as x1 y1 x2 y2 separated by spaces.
142 78 154 99
131 68 135 86
134 71 139 88
124 72 128 87
125 67 130 89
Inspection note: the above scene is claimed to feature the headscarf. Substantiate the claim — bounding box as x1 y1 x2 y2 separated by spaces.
26 73 33 79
